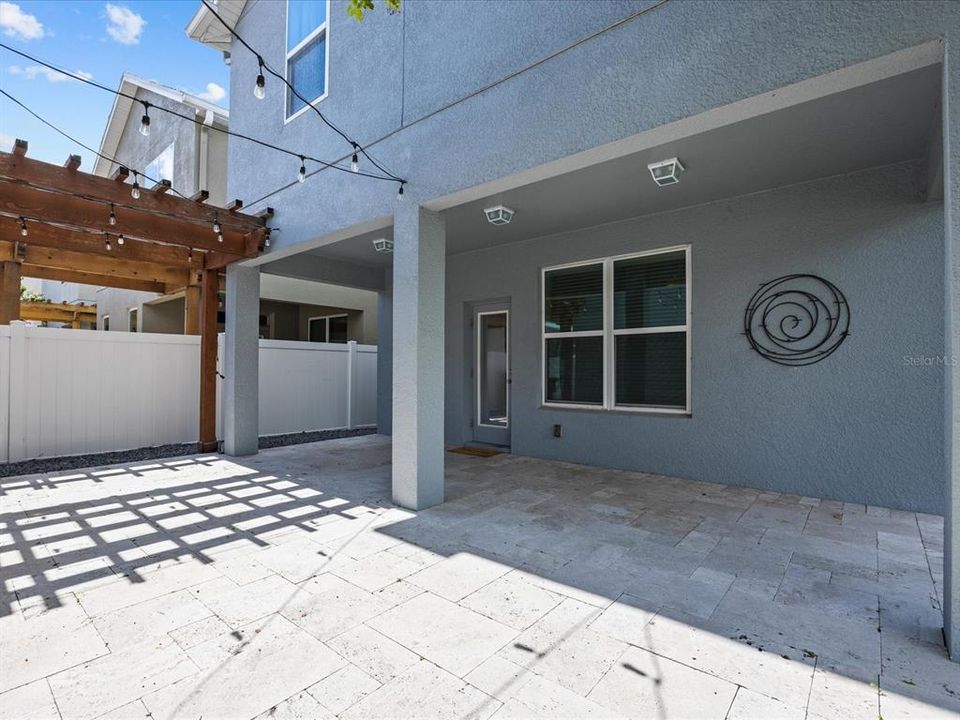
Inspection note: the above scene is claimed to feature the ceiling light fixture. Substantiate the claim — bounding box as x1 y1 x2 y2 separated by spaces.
647 158 684 187
484 205 515 226
372 238 393 253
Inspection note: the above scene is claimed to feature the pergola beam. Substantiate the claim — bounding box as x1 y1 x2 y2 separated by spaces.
2 221 216 268
1 180 249 254
0 151 263 236
20 301 97 325
17 245 189 286
21 264 167 294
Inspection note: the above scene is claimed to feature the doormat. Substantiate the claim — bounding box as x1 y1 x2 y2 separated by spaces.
448 446 502 458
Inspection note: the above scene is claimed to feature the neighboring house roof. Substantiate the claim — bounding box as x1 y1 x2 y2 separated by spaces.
186 0 247 52
92 74 230 178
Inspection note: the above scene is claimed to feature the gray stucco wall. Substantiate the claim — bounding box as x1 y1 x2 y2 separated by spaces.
225 1 958 251
445 162 945 514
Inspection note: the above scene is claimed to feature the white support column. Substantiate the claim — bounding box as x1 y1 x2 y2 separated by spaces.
223 263 260 456
392 204 445 510
943 37 960 662
7 321 25 463
377 269 393 435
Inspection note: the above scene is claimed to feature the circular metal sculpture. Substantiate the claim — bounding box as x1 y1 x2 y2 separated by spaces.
744 274 849 366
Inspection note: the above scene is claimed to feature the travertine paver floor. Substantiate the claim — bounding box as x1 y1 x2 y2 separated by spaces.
0 434 956 720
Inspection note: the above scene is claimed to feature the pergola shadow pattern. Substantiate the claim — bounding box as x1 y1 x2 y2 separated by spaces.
0 434 957 720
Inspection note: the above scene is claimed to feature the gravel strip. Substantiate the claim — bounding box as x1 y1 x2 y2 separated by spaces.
0 427 378 478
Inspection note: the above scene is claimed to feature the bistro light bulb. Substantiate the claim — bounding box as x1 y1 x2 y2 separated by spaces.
105 236 112 251
351 151 359 173
254 56 266 99
139 103 151 137
397 182 404 201
109 203 117 226
213 216 221 234
217 232 224 243
297 157 306 184
18 217 27 236
131 172 141 200
117 233 125 246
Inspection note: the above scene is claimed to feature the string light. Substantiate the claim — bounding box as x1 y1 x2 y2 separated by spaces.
18 216 27 236
351 143 359 173
217 232 224 243
131 171 141 200
297 156 306 184
188 248 193 263
213 215 221 234
254 56 266 100
117 233 125 246
105 234 112 251
138 101 151 137
108 203 117 226
397 182 405 201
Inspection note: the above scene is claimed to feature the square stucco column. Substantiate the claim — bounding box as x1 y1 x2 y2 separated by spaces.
944 39 960 662
223 263 260 456
392 204 445 510
377 269 393 436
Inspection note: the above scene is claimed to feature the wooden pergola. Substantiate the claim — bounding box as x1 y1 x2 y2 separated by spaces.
0 139 270 452
20 300 97 328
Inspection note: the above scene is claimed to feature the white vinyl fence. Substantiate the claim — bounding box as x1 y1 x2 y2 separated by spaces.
0 322 377 463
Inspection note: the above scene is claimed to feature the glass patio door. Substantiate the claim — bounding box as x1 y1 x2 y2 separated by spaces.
474 308 510 446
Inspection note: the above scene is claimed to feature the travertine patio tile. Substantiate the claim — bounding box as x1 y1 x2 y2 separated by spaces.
340 660 500 720
588 593 659 646
253 690 335 720
253 536 335 583
0 679 61 720
407 552 514 602
75 559 222 617
48 636 194 720
282 573 391 641
95 699 152 719
326 623 420 683
493 673 626 719
191 572 301 628
726 687 804 720
639 612 815 708
369 592 518 677
499 598 627 695
208 553 273 585
307 663 381 715
464 656 531 701
167 613 232 650
806 664 879 720
91 588 212 648
143 615 344 720
460 571 563 630
588 644 737 719
0 601 108 693
330 549 422 591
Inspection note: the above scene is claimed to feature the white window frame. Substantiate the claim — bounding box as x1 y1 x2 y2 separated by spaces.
308 313 349 342
128 307 138 333
102 314 110 332
284 0 331 124
541 244 691 415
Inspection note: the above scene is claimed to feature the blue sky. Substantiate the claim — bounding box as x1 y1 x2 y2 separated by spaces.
0 0 228 169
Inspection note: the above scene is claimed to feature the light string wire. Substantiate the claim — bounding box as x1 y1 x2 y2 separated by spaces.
0 40 400 185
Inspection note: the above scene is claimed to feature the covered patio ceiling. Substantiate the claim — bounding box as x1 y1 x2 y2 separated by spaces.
0 434 955 718
301 60 942 273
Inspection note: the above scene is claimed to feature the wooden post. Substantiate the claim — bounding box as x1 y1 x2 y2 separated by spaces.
198 268 219 452
0 261 22 324
184 284 200 335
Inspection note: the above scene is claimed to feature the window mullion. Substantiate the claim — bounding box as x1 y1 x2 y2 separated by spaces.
604 258 614 410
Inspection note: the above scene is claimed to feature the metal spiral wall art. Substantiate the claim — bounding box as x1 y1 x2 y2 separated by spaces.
743 274 850 366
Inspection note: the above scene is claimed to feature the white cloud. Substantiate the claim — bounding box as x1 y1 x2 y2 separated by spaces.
104 3 144 45
196 82 225 103
0 1 45 40
8 64 93 83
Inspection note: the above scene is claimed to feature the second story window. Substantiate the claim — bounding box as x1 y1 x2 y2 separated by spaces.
286 0 329 120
